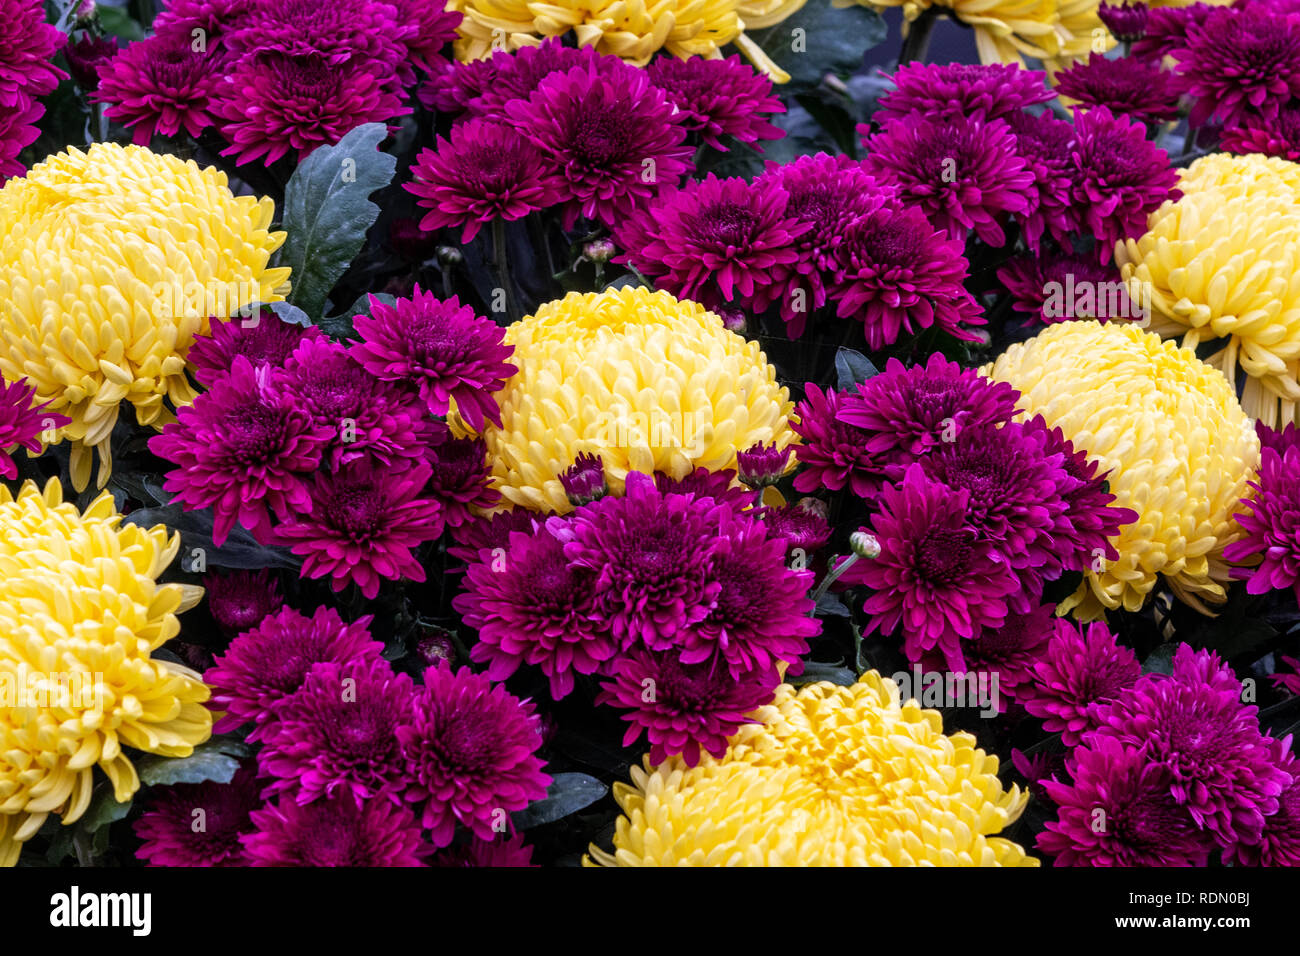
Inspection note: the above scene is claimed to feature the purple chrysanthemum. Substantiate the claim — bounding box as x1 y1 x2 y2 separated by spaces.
863 115 1032 246
842 463 1021 670
614 174 810 312
225 0 409 71
1272 655 1300 697
277 459 443 599
0 0 67 108
467 39 627 120
1132 3 1216 62
872 61 1052 124
1038 735 1213 866
64 34 120 92
456 524 615 699
149 356 332 546
829 201 985 349
1004 109 1077 253
997 251 1129 323
736 441 792 489
755 499 832 559
204 605 384 737
258 658 417 807
1258 420 1300 457
1221 104 1300 160
558 452 607 507
429 832 536 867
203 568 283 635
398 662 551 848
596 649 779 767
447 508 547 564
506 62 692 229
1222 736 1300 866
1054 53 1181 124
425 435 499 528
243 794 427 867
932 602 1055 705
0 92 41 181
418 56 498 115
134 766 261 867
1022 619 1142 746
95 35 220 145
151 0 257 45
187 312 323 387
790 384 885 498
1227 442 1300 596
1174 6 1300 128
406 119 565 242
350 288 515 431
0 378 69 479
1097 2 1149 42
387 0 461 78
652 467 751 506
1068 106 1180 262
645 54 784 151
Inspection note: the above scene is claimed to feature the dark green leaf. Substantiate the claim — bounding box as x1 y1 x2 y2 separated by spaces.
79 783 132 833
835 347 879 390
814 591 852 618
318 292 395 340
96 5 145 40
512 772 607 829
275 123 397 320
755 5 888 90
136 738 251 787
1142 642 1178 676
267 301 312 328
789 661 857 686
124 504 300 570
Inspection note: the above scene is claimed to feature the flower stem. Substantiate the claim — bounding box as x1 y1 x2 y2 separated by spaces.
898 8 939 66
491 217 520 324
808 553 859 611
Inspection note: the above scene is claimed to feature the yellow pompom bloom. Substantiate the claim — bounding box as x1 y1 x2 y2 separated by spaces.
984 321 1259 619
0 143 291 491
459 286 797 513
1117 153 1300 428
0 478 210 867
586 671 1037 866
448 0 804 80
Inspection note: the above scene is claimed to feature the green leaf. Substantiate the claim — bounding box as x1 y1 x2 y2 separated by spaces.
789 661 857 686
1142 643 1178 676
135 738 252 788
512 772 607 829
124 504 301 570
96 5 145 41
80 783 133 833
814 591 852 618
275 123 397 321
754 5 888 91
318 292 395 340
267 301 312 328
835 347 879 390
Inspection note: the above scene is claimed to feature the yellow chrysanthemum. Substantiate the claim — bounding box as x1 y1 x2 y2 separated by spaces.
586 671 1037 866
0 478 210 867
0 143 291 491
448 0 804 80
456 286 797 513
984 321 1259 619
1117 153 1300 428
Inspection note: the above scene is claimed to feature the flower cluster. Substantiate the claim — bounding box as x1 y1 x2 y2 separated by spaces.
1226 421 1300 603
0 0 66 180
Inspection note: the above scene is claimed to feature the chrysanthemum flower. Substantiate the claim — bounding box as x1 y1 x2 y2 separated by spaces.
406 119 564 242
426 436 499 527
558 452 607 506
1223 737 1300 866
984 321 1259 617
0 143 290 490
134 766 260 867
447 507 548 563
997 251 1129 323
937 602 1055 705
1224 443 1300 602
465 39 627 119
243 794 427 866
0 93 41 182
872 61 1052 124
150 356 332 546
351 288 515 432
278 460 443 599
653 466 753 505
735 441 792 489
418 56 497 114
1021 619 1141 746
204 606 384 738
1131 1 1216 61
0 0 67 108
0 378 69 479
1097 2 1149 42
645 55 784 151
203 568 283 636
1272 655 1300 697
1003 109 1077 253
388 0 462 77
429 832 536 867
151 0 257 45
1054 53 1181 123
614 174 810 312
506 63 691 228
790 384 884 497
398 662 551 848
863 115 1032 246
587 672 1037 866
0 479 211 867
215 52 410 166
94 35 220 145
187 312 322 388
461 287 796 512
1221 105 1300 161
258 659 416 807
225 0 410 71
755 499 832 558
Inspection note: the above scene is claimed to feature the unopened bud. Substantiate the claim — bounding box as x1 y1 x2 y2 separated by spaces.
582 238 615 264
849 531 880 559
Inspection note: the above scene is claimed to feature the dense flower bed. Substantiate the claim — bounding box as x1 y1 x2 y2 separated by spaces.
2 0 1300 868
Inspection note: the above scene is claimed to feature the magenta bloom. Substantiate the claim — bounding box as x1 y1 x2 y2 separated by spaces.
791 384 886 498
829 201 984 349
736 442 792 489
447 507 547 564
0 0 67 108
456 525 615 699
150 356 332 546
652 466 751 506
755 499 832 559
351 288 515 431
554 471 726 652
997 251 1128 323
387 0 461 78
95 35 220 145
215 53 409 166
204 606 384 737
506 62 692 228
406 119 565 242
0 93 41 181
426 436 499 527
1089 645 1292 848
597 649 779 767
1022 619 1141 746
278 460 443 599
1038 735 1212 866
1221 104 1300 161
1174 5 1300 128
1224 444 1300 602
203 568 283 635
151 0 258 45
134 766 261 867
243 794 427 867
1132 3 1216 62
864 115 1031 246
468 39 627 120
429 832 536 867
646 54 784 151
1258 420 1300 457
1054 53 1180 124
398 662 551 848
225 0 409 70
558 452 607 506
843 464 1021 670
1004 109 1077 253
1222 737 1300 867
754 153 895 336
873 61 1051 124
1272 655 1300 697
188 312 323 387
614 174 810 312
934 602 1055 705
418 57 498 115
0 378 69 479
64 34 120 92
1097 2 1149 41
258 658 417 808
1068 106 1180 263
